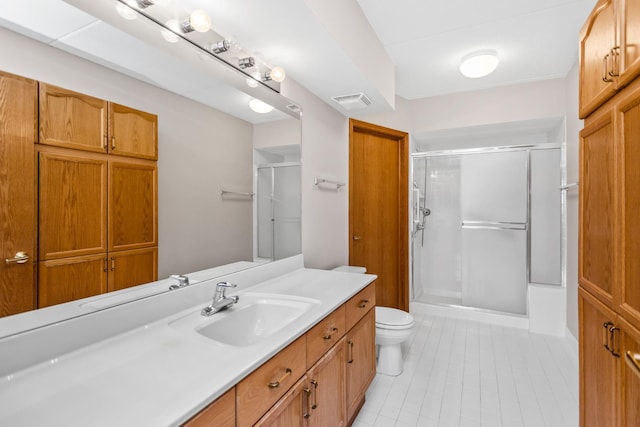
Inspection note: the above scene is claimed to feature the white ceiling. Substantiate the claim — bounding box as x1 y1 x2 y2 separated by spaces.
0 0 599 119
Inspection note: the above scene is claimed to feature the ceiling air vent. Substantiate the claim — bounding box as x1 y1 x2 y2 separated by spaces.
331 93 372 111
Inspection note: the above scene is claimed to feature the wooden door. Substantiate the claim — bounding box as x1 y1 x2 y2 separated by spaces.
579 0 618 118
38 149 108 260
618 83 640 330
345 309 376 423
38 254 107 308
307 339 346 427
108 159 157 252
39 83 107 153
108 247 157 292
618 316 640 427
579 288 619 427
619 0 640 86
0 71 37 316
183 387 235 427
349 119 409 310
579 110 617 308
109 103 158 160
254 377 308 427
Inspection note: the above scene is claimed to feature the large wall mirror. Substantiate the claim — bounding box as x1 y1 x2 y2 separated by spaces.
0 0 301 333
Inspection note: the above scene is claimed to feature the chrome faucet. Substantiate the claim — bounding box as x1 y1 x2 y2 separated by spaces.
169 274 190 290
201 282 239 316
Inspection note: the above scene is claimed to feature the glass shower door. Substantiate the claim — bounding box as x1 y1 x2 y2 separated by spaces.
460 150 529 314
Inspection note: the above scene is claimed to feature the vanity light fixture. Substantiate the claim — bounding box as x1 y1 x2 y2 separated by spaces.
181 9 211 33
211 40 230 54
238 57 255 69
249 98 274 114
262 66 286 83
459 49 499 78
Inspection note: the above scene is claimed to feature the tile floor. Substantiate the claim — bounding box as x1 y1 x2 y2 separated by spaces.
353 309 579 427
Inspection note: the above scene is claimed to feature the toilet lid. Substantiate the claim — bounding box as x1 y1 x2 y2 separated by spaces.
375 306 414 327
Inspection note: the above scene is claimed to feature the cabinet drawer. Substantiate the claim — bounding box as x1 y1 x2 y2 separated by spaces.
182 387 235 427
306 305 346 368
236 335 306 427
345 283 376 331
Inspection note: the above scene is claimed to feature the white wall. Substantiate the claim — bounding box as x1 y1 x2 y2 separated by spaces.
0 27 254 279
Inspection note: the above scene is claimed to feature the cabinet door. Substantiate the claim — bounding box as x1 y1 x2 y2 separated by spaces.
307 339 346 427
0 71 37 316
39 150 108 260
108 160 157 252
579 288 619 427
617 84 640 329
579 0 618 118
255 376 308 427
619 0 640 86
579 111 617 307
109 103 157 160
182 387 235 427
618 317 640 427
345 308 376 423
39 84 107 153
38 254 107 308
107 247 157 292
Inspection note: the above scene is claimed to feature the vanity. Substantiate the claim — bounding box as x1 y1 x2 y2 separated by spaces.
0 256 376 426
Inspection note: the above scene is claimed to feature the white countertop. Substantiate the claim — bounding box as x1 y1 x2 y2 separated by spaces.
0 260 375 426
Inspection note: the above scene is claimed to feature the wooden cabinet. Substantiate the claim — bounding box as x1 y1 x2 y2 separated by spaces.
579 288 619 426
108 248 157 292
0 71 37 316
39 84 108 153
109 103 157 160
306 339 346 427
183 387 235 427
579 0 640 118
306 305 345 368
345 308 376 423
618 317 640 427
255 376 309 427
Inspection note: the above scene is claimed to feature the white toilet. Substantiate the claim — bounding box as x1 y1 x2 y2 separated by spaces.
332 265 415 376
375 306 415 376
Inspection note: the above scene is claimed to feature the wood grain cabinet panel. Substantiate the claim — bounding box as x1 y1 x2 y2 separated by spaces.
237 336 307 427
619 0 640 86
38 150 108 260
182 387 235 427
579 111 616 307
108 159 157 252
306 339 346 427
618 317 640 427
107 247 157 293
345 308 376 423
345 283 376 331
38 254 107 308
109 103 157 160
0 71 37 317
306 305 345 368
254 377 308 427
39 83 107 153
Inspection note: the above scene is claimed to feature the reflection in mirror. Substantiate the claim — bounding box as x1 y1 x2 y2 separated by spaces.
0 0 301 334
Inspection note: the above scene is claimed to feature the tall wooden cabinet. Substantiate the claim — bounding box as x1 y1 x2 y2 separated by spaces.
34 82 158 308
579 1 640 424
0 71 37 316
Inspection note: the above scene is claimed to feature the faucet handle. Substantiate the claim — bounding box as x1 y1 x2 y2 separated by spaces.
169 274 189 290
216 281 237 289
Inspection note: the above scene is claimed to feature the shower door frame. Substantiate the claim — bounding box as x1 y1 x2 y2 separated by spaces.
409 142 566 314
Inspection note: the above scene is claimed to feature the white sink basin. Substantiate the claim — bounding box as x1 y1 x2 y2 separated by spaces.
170 293 320 347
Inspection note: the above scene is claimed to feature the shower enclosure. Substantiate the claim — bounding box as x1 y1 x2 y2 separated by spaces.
255 163 301 261
411 145 562 315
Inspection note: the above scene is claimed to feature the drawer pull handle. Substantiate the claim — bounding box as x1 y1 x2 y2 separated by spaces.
626 351 640 378
609 325 620 357
323 327 339 340
310 379 318 409
303 387 312 419
268 368 292 388
358 299 369 308
603 322 614 351
347 340 354 363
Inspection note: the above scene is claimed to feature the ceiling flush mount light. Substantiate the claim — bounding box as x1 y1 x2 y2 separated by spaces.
181 9 211 33
459 49 499 78
249 98 274 114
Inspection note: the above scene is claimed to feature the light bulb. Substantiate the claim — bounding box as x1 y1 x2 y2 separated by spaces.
161 19 180 43
189 9 211 32
249 98 274 114
269 66 286 83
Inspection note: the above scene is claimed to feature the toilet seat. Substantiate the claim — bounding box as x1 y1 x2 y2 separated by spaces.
375 307 414 330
